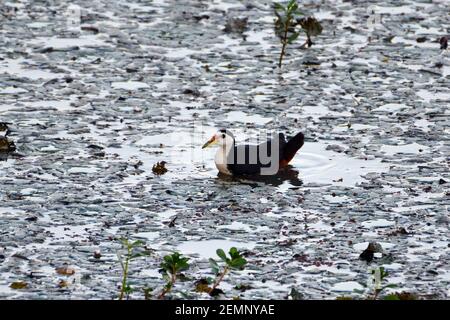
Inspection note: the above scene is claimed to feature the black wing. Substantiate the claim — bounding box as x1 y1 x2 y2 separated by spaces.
227 133 287 175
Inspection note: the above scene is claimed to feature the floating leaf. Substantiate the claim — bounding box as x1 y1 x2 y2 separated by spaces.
10 281 27 289
56 266 76 276
336 296 353 300
195 279 211 293
152 161 168 175
0 137 15 152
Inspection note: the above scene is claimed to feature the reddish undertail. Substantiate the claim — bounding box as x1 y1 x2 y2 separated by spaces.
279 132 305 168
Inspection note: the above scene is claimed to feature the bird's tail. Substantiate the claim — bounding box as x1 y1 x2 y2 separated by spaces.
282 132 304 164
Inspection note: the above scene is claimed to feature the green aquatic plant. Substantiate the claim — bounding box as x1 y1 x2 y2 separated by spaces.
370 266 398 300
117 238 150 300
158 252 190 299
208 247 247 296
274 0 302 68
274 0 323 67
354 266 398 300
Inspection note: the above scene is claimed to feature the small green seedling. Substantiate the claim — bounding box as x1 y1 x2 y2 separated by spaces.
208 247 247 295
158 252 190 299
352 266 398 300
274 0 323 67
371 266 397 300
117 238 150 300
274 0 303 68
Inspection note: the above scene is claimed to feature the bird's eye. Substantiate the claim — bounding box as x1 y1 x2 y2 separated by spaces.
222 134 226 139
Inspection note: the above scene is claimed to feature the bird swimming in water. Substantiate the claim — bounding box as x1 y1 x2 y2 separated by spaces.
202 129 304 176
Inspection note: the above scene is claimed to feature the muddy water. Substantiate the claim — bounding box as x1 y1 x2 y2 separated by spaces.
0 0 449 299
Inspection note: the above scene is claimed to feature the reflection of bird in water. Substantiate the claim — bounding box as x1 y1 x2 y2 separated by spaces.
216 165 302 188
440 36 448 50
433 36 448 71
202 129 304 181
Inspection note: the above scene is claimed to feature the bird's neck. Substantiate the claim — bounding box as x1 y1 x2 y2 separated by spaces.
215 142 234 175
215 141 234 163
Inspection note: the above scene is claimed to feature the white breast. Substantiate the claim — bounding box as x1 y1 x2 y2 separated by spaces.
215 146 232 175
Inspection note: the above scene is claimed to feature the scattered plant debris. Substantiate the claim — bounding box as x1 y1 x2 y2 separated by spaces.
224 17 248 34
152 161 168 175
55 266 76 276
10 281 28 289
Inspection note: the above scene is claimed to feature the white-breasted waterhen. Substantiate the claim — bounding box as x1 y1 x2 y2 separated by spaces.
202 129 304 175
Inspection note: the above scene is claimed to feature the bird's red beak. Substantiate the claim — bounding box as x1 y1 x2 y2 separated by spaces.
202 135 216 149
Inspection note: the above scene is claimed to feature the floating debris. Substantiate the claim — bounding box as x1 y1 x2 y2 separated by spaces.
224 17 248 34
0 0 448 301
10 281 28 289
55 266 76 276
152 161 168 175
0 136 15 152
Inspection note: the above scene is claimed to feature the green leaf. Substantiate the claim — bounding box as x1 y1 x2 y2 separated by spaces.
176 259 190 271
216 249 227 262
164 282 173 290
274 3 285 12
230 257 247 269
287 32 299 44
383 284 398 289
229 247 239 258
383 294 401 300
120 238 129 247
124 285 133 294
288 3 298 13
131 250 151 259
287 0 297 10
209 258 219 268
132 240 145 247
